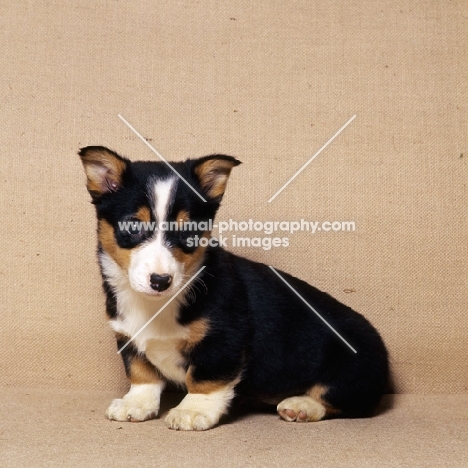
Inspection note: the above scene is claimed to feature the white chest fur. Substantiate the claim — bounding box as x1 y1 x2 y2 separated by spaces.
110 290 188 384
102 253 188 385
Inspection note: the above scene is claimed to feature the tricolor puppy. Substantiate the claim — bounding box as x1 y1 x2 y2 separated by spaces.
79 146 389 431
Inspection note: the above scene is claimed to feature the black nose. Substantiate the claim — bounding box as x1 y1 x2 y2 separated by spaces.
149 274 172 292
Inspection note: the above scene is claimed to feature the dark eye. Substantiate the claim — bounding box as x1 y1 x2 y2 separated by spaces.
178 229 193 244
178 230 192 241
127 222 142 235
116 218 148 247
171 229 197 252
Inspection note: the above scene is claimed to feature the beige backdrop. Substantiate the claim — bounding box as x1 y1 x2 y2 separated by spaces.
1 0 466 394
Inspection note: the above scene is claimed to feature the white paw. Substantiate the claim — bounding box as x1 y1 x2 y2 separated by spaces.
106 383 162 422
277 396 326 422
164 390 234 431
164 408 215 431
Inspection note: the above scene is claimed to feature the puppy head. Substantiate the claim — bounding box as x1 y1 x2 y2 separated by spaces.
79 146 240 298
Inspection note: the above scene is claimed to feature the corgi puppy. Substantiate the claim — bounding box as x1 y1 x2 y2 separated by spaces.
79 146 389 431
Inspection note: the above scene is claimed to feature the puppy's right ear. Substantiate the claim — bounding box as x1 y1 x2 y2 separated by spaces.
78 146 129 202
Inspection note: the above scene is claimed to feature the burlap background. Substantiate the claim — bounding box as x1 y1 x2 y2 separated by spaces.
1 0 466 394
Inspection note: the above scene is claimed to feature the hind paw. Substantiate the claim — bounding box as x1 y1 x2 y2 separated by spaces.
277 396 326 422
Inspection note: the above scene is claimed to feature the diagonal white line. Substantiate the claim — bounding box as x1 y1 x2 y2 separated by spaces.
118 114 207 202
117 266 206 354
268 115 356 203
268 266 357 354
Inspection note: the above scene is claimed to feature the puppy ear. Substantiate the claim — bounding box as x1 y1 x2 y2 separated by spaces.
78 146 129 201
193 155 241 202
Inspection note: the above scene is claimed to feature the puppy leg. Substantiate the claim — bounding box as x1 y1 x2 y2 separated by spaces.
106 336 165 422
165 369 239 431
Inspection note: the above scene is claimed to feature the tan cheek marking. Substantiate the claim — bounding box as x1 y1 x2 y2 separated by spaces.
177 318 209 355
136 206 151 223
98 219 131 270
307 384 341 416
129 357 162 385
172 231 209 272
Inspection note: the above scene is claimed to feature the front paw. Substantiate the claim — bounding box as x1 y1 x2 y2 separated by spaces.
164 387 235 430
106 383 162 422
164 408 215 431
106 398 158 422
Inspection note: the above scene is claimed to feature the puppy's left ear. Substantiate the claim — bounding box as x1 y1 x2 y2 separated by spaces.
192 155 241 202
78 146 129 202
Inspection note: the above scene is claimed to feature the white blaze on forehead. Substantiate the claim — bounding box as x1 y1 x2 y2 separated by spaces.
153 177 176 226
128 177 183 295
